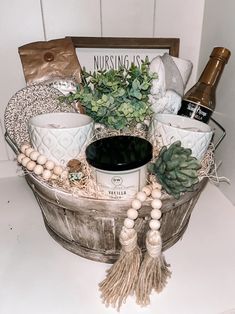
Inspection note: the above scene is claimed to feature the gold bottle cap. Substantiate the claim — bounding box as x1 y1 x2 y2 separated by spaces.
210 47 231 63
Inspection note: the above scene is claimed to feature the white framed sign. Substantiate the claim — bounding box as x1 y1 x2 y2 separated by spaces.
69 37 180 73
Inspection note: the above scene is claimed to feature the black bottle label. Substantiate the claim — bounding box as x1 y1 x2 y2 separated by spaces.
178 100 212 123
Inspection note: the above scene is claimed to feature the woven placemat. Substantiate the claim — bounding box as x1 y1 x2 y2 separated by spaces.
4 84 74 148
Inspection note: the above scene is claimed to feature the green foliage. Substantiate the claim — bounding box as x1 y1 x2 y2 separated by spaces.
61 59 157 129
149 141 201 199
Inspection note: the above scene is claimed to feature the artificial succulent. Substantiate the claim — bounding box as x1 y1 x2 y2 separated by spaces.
149 141 201 199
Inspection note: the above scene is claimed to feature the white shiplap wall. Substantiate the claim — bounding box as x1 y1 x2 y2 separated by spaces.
101 0 155 37
0 0 45 162
154 0 205 87
41 0 102 39
0 1 205 166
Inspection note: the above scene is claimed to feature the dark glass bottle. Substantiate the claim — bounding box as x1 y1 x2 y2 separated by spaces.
177 47 231 123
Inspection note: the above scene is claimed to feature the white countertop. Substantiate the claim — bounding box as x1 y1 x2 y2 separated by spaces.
0 176 235 314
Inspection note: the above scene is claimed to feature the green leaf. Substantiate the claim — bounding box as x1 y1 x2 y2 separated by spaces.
129 89 142 100
132 78 141 90
59 58 156 129
96 107 107 117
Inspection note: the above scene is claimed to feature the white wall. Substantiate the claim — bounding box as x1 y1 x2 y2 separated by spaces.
154 0 205 88
0 0 45 162
199 0 235 204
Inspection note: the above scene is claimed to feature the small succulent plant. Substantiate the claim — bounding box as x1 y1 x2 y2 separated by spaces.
149 141 201 199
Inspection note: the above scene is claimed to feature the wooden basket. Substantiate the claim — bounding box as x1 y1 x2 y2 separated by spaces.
26 173 207 264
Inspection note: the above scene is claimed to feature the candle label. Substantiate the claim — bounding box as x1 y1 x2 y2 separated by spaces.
95 167 146 200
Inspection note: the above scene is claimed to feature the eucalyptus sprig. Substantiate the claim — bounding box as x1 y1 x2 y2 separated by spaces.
62 58 157 130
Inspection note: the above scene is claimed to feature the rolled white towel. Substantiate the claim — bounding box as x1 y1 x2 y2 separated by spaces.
149 56 166 98
149 90 181 114
171 56 193 89
149 53 193 114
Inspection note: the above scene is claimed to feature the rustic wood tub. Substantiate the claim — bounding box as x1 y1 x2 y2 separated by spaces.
26 173 207 264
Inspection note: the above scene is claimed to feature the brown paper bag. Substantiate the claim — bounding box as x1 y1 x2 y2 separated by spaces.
18 37 81 84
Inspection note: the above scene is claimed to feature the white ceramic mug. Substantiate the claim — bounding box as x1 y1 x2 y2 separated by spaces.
148 113 213 161
28 112 94 165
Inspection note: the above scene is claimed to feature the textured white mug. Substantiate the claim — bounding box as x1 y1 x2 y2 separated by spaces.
28 112 94 165
148 113 213 161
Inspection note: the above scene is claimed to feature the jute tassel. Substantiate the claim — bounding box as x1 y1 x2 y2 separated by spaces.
99 227 142 310
135 229 171 306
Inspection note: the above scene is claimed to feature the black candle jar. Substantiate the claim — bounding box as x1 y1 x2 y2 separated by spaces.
85 135 152 199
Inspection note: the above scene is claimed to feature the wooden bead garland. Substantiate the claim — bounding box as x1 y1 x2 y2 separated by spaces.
122 185 162 232
20 143 30 154
33 164 44 175
17 143 65 181
26 160 37 171
25 147 34 157
30 151 40 161
21 157 30 167
45 160 55 170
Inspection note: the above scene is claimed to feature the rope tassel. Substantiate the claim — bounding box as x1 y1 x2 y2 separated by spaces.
135 230 171 306
99 184 171 309
99 228 142 310
135 187 171 306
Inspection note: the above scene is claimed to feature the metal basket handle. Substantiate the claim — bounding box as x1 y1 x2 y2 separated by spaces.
4 132 20 155
209 117 226 150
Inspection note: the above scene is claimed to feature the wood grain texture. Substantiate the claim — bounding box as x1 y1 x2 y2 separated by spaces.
70 36 180 57
27 174 207 263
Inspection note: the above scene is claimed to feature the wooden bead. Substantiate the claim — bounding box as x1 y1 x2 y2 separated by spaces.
127 208 138 220
42 169 52 181
30 151 40 161
17 153 25 163
142 186 151 196
124 218 135 229
153 182 162 190
121 228 129 240
151 188 162 199
53 166 63 176
20 143 30 154
45 160 55 170
26 160 36 171
37 155 47 165
149 219 161 230
25 147 35 157
61 170 69 180
151 208 162 220
33 164 44 175
136 191 147 202
151 198 162 209
21 157 30 167
131 199 142 210
51 174 58 180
